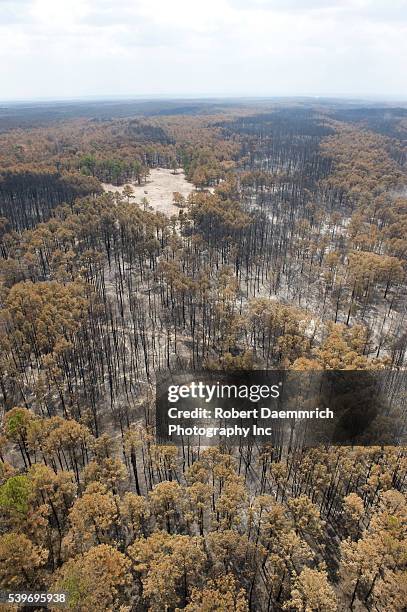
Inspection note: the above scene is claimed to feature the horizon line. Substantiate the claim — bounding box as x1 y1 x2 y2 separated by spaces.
1 93 407 105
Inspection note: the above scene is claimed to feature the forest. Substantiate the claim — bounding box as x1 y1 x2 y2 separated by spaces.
0 99 406 611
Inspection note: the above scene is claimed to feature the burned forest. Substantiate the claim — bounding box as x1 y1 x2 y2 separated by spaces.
0 99 406 611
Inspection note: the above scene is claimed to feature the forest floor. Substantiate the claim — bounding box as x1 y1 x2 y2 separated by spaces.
102 168 195 215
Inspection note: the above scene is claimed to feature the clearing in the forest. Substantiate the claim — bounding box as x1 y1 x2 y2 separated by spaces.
102 167 194 215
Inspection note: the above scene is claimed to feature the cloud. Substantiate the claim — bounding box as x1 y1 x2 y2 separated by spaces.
228 0 346 11
0 0 33 25
229 0 407 21
0 0 406 100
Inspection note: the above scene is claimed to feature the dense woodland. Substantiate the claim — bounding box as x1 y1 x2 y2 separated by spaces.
0 100 406 611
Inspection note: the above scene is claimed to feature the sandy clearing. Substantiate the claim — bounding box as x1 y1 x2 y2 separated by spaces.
102 168 195 216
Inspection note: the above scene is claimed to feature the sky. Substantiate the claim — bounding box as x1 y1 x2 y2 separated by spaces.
1 0 407 101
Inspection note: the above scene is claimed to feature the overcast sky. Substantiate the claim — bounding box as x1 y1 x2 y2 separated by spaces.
1 0 406 101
